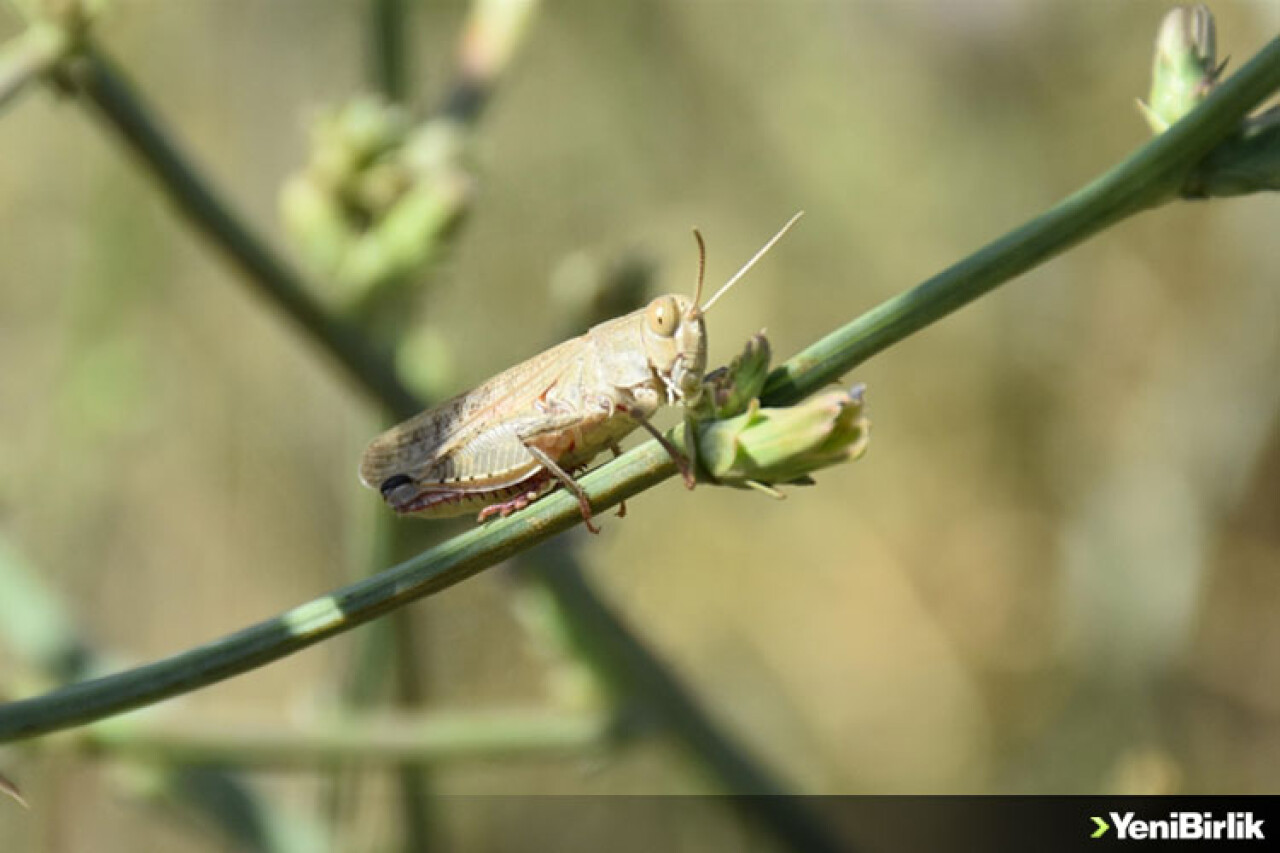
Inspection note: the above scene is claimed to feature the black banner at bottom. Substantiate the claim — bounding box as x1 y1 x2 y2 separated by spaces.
430 795 1279 853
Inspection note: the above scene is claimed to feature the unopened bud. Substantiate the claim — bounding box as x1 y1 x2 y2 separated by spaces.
697 384 870 494
1139 5 1224 134
702 332 771 420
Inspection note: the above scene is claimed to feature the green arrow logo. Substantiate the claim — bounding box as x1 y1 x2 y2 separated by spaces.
1091 816 1110 838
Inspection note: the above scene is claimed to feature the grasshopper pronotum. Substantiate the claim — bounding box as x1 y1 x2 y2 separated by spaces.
359 212 803 532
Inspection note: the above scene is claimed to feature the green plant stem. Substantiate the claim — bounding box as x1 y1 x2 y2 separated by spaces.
366 517 437 853
0 536 310 853
68 44 421 420
364 8 427 845
519 278 851 851
91 709 609 766
762 35 1280 407
523 548 850 853
1186 107 1280 196
370 0 409 103
4 34 1280 747
0 441 673 741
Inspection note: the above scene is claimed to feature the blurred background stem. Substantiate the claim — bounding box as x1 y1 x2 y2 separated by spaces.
518 543 853 853
89 708 611 766
339 3 430 849
0 536 325 853
762 35 1280 407
68 44 421 420
369 0 410 104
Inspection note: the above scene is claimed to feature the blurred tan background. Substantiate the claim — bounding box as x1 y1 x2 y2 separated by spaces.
2 0 1280 850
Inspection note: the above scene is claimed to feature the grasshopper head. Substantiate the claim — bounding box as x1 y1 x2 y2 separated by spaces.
642 212 804 409
642 294 707 406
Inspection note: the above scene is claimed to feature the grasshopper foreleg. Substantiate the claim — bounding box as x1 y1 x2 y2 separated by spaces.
633 415 696 490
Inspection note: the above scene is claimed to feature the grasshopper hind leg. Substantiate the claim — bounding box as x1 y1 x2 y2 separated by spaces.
476 482 549 524
522 444 602 534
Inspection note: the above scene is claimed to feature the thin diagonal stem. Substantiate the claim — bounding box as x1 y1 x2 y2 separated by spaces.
370 0 409 103
68 45 421 420
0 441 674 740
364 3 427 847
524 550 851 853
762 36 1280 406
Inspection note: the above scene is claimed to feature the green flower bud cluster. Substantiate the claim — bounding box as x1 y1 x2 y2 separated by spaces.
280 96 471 305
699 331 771 420
693 334 869 497
697 386 869 497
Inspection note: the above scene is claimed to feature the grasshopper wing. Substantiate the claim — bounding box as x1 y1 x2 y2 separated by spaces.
359 337 591 501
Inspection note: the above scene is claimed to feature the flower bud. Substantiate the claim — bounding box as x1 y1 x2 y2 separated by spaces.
1139 5 1224 134
701 331 771 420
696 384 870 494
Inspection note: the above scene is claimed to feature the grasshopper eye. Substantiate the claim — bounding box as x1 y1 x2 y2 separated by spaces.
646 296 680 338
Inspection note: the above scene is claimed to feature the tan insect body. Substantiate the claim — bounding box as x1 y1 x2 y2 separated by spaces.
359 213 802 531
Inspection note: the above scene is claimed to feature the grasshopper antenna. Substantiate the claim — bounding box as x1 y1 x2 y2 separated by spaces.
701 210 804 314
690 227 708 309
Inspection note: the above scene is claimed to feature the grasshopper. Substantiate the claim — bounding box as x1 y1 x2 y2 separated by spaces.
359 212 803 532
